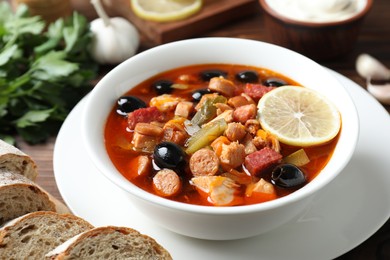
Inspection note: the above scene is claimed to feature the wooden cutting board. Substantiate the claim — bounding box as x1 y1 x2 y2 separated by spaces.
116 0 259 45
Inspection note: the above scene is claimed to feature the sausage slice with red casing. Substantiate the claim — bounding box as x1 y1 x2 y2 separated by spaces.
152 169 181 197
189 148 220 176
244 147 282 176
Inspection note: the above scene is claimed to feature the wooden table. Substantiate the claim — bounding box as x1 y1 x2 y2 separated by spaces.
16 0 390 259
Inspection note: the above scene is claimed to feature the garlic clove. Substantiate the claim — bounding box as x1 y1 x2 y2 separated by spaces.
90 0 140 64
356 53 390 80
367 80 390 105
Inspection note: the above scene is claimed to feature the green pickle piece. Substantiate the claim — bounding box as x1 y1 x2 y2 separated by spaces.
190 95 227 126
185 119 227 154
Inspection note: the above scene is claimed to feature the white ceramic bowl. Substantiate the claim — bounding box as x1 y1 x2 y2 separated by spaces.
82 38 359 240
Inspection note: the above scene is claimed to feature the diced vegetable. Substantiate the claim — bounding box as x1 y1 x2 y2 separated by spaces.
191 176 243 206
190 95 227 126
283 149 310 166
185 119 227 154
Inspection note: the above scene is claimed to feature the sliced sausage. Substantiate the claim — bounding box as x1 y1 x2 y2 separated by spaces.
189 148 219 176
127 155 152 179
244 147 282 176
152 169 181 197
127 106 164 130
244 83 275 102
208 77 236 97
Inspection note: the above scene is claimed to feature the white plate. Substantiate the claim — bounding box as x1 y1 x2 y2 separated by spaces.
53 70 390 260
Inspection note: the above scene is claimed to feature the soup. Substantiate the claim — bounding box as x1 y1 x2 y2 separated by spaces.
104 64 339 206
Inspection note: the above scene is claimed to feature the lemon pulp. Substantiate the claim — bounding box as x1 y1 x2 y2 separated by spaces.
257 86 341 146
131 0 202 22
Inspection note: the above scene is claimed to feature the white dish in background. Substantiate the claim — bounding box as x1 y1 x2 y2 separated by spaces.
53 71 390 260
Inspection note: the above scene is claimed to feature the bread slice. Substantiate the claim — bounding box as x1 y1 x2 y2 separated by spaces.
46 226 173 260
0 139 38 181
0 169 71 226
0 211 94 259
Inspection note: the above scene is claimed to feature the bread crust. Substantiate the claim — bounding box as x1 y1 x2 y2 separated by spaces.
46 226 173 260
0 139 38 181
0 211 94 260
0 169 70 225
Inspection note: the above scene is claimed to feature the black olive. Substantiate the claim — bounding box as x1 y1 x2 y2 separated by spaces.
191 88 211 102
153 142 186 171
200 70 227 81
152 79 174 95
116 96 147 116
263 77 287 87
271 163 306 189
236 70 259 83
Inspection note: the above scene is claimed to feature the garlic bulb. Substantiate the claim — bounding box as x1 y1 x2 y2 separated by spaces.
90 0 139 64
355 53 390 105
356 53 390 80
367 81 390 105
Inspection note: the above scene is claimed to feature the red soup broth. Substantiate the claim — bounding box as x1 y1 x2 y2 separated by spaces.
104 64 339 206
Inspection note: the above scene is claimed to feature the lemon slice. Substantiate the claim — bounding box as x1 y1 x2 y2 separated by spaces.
257 86 341 147
131 0 202 22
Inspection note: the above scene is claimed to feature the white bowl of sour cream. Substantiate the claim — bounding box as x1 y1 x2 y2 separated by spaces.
259 0 373 61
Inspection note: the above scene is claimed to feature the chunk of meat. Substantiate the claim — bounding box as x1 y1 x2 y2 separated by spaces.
227 95 253 108
149 94 185 112
127 106 164 130
219 142 246 168
215 103 233 115
191 176 243 206
253 129 281 153
153 169 181 197
208 77 236 97
242 134 258 155
162 120 189 146
131 132 160 152
134 122 163 136
244 147 282 176
210 136 231 157
225 122 246 142
233 104 257 124
189 148 219 176
244 83 276 101
174 101 194 118
132 123 163 152
245 119 261 136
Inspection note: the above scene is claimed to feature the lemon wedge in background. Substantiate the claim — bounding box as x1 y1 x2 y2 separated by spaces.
257 86 341 147
131 0 202 22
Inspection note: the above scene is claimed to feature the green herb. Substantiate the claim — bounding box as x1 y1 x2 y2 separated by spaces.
0 2 98 144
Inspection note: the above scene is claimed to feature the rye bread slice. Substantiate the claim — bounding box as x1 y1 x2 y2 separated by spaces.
46 226 173 260
0 211 93 259
0 139 38 181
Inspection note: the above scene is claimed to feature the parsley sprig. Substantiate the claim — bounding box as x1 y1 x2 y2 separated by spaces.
0 3 98 144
